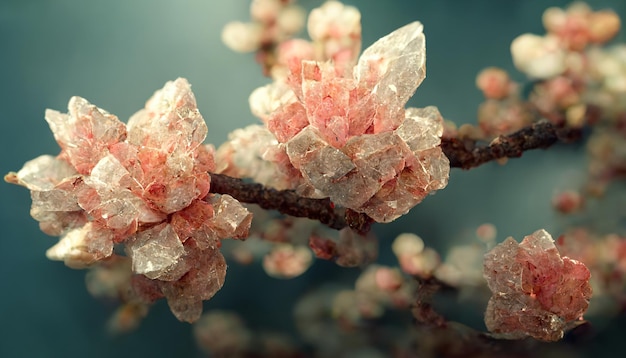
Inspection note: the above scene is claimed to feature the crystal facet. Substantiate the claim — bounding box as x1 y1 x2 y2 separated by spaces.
126 223 185 280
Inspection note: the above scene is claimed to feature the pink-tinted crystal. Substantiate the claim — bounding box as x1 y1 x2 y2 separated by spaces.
397 107 444 153
46 222 114 269
126 223 185 280
249 22 449 222
207 195 254 240
126 78 207 153
7 78 252 323
171 200 216 246
45 96 126 174
483 229 592 341
215 125 294 190
159 246 227 323
355 22 426 120
11 155 77 190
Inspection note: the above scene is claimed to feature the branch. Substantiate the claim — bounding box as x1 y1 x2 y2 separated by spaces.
409 274 594 355
441 120 583 170
412 276 448 327
208 172 374 234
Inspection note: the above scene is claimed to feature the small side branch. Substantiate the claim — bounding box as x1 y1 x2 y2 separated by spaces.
412 276 448 327
442 120 582 170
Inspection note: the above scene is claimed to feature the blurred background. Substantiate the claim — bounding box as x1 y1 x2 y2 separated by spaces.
1 0 625 357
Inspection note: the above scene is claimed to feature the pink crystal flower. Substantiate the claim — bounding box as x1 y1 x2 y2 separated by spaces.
483 229 592 341
249 22 450 222
7 78 252 322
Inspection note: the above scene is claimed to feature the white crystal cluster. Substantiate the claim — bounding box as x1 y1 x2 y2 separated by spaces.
8 78 252 322
248 22 449 222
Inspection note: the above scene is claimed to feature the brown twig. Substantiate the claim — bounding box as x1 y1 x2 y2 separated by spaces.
412 276 448 327
441 120 582 170
208 172 374 234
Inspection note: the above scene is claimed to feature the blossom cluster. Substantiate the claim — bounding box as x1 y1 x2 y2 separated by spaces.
291 271 416 356
220 18 450 223
6 78 252 322
223 0 361 78
513 3 626 195
483 229 592 341
7 0 624 353
451 2 623 143
553 228 626 317
221 0 305 55
453 1 626 211
6 0 454 325
219 211 379 280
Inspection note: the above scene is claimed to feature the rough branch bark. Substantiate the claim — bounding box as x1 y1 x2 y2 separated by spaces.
208 173 374 234
209 120 583 232
442 120 582 169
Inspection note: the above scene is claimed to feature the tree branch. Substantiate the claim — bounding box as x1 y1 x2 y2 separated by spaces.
412 276 448 327
441 120 582 169
208 172 374 234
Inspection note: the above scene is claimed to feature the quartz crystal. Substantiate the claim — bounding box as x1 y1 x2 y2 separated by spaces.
7 78 252 323
46 222 114 269
126 223 185 280
483 229 592 341
354 22 426 117
249 21 449 222
45 96 126 174
159 246 227 323
206 195 253 240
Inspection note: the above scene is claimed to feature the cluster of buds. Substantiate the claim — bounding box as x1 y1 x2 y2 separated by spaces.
391 233 440 278
461 2 623 143
221 0 305 54
222 0 361 79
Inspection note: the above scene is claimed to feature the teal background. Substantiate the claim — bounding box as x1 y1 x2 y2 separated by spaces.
1 1 625 357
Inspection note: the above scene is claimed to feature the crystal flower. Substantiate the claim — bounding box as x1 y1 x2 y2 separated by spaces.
483 229 592 341
249 21 449 222
6 78 252 322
